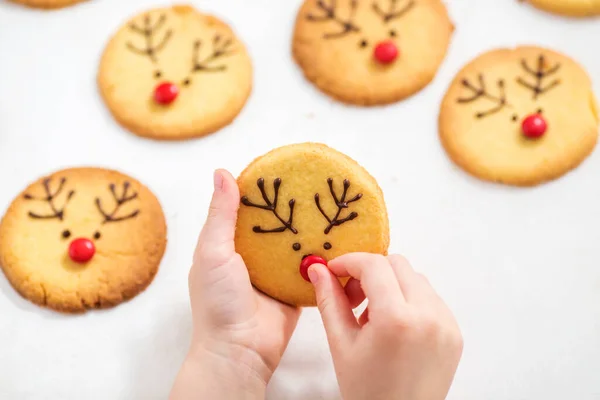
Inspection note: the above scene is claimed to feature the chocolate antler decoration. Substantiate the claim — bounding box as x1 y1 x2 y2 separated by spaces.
372 0 415 22
457 74 509 118
191 34 234 73
306 0 361 39
95 182 140 224
315 178 362 234
516 54 561 100
24 177 75 221
241 178 298 234
126 14 173 63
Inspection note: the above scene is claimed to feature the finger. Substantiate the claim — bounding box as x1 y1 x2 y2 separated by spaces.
358 307 369 326
308 264 359 348
388 255 437 304
328 253 405 317
344 278 366 309
194 169 240 265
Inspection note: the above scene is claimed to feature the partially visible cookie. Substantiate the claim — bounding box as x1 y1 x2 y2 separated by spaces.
7 0 85 9
98 4 253 140
439 46 599 186
292 0 453 106
520 0 600 17
235 143 390 307
0 168 167 313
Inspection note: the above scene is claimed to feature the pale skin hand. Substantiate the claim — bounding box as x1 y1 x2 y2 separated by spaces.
307 254 463 400
169 169 301 400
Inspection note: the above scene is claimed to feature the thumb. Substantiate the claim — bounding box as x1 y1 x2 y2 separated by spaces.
194 169 240 265
309 264 359 348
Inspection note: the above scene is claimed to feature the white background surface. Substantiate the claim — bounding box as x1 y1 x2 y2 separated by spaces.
1 0 599 399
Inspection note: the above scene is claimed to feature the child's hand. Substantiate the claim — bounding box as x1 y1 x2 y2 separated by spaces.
170 170 301 399
308 253 463 400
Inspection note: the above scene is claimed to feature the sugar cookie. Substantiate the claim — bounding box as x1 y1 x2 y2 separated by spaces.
520 0 600 17
0 168 167 313
7 0 85 9
235 143 390 306
98 5 253 140
439 46 599 186
292 0 453 106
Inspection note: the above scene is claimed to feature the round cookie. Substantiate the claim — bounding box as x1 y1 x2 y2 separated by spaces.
0 168 167 313
7 0 85 9
98 4 253 140
520 0 600 17
439 46 599 186
235 143 390 307
292 0 454 106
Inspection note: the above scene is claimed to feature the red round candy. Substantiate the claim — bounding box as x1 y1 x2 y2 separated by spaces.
154 82 179 105
521 114 547 138
68 238 96 263
299 255 328 282
373 41 399 64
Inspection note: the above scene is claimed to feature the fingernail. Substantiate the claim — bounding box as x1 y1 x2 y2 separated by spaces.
213 170 224 191
308 266 319 284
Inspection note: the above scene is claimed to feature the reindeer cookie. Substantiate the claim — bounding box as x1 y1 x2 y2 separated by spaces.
0 168 167 313
292 0 453 106
235 143 389 306
98 5 252 140
7 0 85 9
520 0 600 17
439 46 599 186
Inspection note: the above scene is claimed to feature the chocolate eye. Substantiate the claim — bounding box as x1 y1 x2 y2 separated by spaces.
62 230 71 239
389 29 397 37
323 242 332 250
359 39 368 48
154 71 162 79
292 243 301 251
511 114 518 122
183 78 191 86
94 231 101 240
537 108 543 114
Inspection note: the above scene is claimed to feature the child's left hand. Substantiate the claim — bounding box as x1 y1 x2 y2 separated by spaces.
170 169 301 399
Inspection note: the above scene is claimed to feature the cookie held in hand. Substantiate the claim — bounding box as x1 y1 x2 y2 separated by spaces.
439 46 599 186
98 4 253 140
292 0 453 105
235 143 390 306
0 168 167 313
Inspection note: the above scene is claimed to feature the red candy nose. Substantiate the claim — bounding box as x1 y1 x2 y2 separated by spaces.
521 114 547 138
69 238 95 263
299 255 328 282
154 82 179 105
373 40 399 64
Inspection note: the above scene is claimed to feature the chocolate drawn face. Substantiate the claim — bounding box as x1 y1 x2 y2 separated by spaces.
124 12 236 106
237 175 374 287
23 176 141 265
305 0 416 65
240 177 363 279
455 53 564 140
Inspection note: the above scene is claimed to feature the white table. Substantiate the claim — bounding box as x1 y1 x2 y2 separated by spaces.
1 0 599 398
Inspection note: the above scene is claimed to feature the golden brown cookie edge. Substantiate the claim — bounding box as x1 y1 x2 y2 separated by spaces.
0 167 168 313
7 0 86 9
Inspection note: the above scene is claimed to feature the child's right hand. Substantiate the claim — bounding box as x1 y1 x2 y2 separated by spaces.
308 253 463 400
